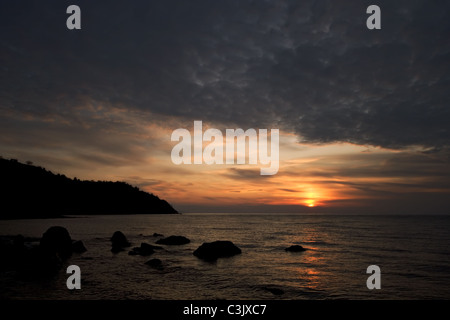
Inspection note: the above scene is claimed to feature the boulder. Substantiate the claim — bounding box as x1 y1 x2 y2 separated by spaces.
156 235 190 245
152 233 164 237
128 243 157 256
111 231 130 253
193 241 241 261
285 245 306 252
150 244 164 250
138 243 155 255
111 231 130 247
264 287 285 295
111 246 125 254
0 235 27 272
72 240 87 253
40 226 73 260
13 234 25 248
145 258 163 269
32 247 63 276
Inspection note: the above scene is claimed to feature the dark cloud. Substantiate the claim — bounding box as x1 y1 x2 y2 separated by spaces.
223 167 276 182
279 188 300 193
119 177 165 190
1 0 449 152
285 151 450 179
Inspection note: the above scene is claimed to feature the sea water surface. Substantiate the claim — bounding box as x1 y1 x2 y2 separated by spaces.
1 214 449 300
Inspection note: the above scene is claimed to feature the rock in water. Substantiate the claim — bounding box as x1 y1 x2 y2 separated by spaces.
72 240 87 253
111 231 130 253
111 231 130 247
40 226 73 260
139 243 155 255
0 235 26 272
145 258 163 269
285 245 306 252
128 243 158 256
193 241 241 261
156 235 190 245
264 287 285 295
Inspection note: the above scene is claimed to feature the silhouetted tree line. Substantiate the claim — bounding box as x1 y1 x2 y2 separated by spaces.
0 158 178 219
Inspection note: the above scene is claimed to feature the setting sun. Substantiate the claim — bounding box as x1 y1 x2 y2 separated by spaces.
305 199 316 207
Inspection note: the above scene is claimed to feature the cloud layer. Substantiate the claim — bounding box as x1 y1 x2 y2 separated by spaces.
1 0 449 151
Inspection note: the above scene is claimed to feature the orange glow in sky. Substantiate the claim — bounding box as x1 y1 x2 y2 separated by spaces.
18 119 450 214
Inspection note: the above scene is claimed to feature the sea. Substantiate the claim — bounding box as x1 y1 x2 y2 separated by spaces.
1 214 449 300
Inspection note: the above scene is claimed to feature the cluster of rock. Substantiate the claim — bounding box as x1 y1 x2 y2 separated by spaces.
0 226 86 277
1 225 308 284
110 232 243 264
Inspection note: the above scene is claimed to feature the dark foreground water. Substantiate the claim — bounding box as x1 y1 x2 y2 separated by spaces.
1 214 449 300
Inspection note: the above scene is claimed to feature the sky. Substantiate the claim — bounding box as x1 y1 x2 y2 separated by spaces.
1 0 450 214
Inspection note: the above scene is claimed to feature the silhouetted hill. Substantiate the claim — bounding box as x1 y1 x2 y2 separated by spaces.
0 158 179 219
